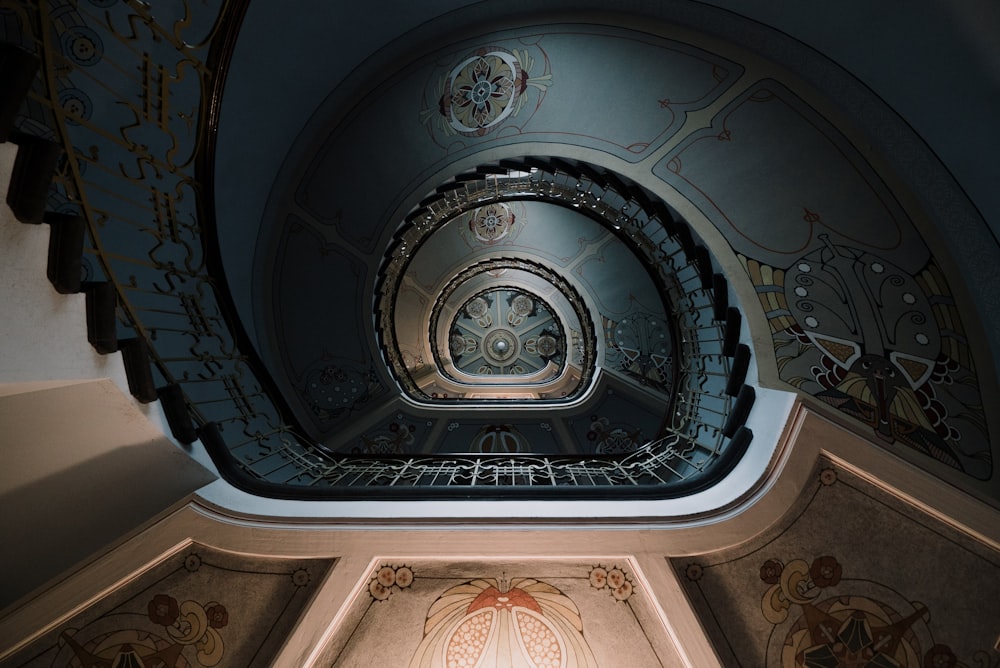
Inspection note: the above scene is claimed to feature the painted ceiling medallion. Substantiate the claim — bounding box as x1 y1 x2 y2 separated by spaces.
450 288 565 378
482 329 518 365
441 48 525 135
470 203 515 243
425 45 552 139
402 253 598 403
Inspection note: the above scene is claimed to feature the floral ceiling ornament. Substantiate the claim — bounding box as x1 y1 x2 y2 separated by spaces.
757 555 960 668
61 593 229 667
300 355 385 426
422 46 552 138
352 418 420 455
589 565 635 601
408 576 599 667
469 203 516 244
369 563 415 601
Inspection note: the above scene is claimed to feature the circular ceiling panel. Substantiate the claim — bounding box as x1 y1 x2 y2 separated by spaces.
448 289 565 377
421 259 592 400
452 287 563 374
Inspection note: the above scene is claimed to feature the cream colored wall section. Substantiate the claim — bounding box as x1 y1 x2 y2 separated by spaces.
0 143 124 391
0 141 183 440
0 141 216 613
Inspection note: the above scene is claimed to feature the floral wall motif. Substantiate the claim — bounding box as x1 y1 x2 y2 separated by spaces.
324 560 674 667
466 202 519 245
368 563 416 601
422 45 552 139
749 250 989 481
602 310 675 395
756 554 939 666
409 576 599 667
344 414 430 455
586 416 646 455
566 389 666 455
299 355 385 427
673 464 1000 667
587 564 635 602
655 78 993 486
9 545 334 668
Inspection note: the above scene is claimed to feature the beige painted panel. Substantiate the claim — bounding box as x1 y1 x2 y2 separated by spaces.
4 542 334 667
0 379 215 612
320 558 679 667
671 461 1000 665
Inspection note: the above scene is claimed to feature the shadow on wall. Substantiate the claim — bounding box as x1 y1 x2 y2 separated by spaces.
0 381 215 612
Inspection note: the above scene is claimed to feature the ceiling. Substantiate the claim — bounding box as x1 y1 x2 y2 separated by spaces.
213 0 999 497
5 0 999 512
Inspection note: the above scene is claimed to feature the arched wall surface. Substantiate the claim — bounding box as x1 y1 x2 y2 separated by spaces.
218 0 1000 316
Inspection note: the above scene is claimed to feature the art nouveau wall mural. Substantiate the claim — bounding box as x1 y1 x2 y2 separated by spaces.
323 560 675 666
673 463 1000 666
656 79 991 481
7 544 334 667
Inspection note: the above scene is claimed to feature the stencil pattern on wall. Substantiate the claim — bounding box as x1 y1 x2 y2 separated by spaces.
656 78 992 483
746 249 988 480
299 354 385 427
586 415 646 455
368 563 416 601
10 544 334 668
757 554 938 666
673 463 1000 667
423 46 552 138
603 310 674 394
410 576 599 667
324 560 675 666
